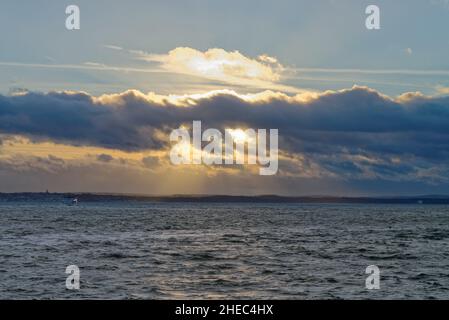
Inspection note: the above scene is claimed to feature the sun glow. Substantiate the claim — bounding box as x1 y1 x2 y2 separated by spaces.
227 129 249 143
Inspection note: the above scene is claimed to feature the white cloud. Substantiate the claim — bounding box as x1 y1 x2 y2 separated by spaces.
141 47 282 81
436 85 449 95
103 44 123 51
134 47 301 92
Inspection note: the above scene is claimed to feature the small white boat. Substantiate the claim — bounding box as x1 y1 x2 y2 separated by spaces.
72 198 79 205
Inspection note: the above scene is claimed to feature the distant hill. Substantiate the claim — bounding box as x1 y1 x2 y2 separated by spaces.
1 192 449 204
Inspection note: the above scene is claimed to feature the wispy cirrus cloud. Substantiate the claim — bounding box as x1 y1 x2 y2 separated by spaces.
292 67 449 76
2 45 448 95
0 61 164 74
103 44 124 51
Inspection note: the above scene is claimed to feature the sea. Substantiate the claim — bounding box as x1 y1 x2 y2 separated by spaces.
1 194 449 299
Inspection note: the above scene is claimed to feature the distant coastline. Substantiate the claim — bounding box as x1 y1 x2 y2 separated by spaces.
1 192 449 204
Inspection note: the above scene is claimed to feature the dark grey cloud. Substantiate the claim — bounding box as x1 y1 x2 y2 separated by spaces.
2 87 449 183
97 153 114 163
0 154 66 174
142 156 160 168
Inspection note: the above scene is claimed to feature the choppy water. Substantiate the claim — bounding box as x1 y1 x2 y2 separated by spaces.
1 196 449 299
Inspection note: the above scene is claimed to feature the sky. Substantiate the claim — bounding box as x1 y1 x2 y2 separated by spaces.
1 0 449 195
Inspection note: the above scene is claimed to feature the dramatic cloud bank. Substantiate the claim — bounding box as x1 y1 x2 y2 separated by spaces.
2 86 449 186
